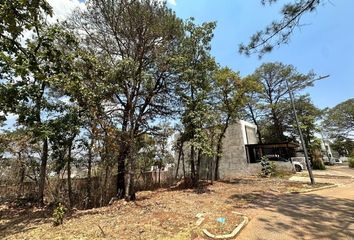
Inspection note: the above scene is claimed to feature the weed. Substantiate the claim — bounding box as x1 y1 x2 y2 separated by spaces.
53 202 67 226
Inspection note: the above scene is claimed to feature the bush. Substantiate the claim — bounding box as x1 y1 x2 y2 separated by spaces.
349 159 354 168
311 149 326 170
260 156 276 177
312 157 326 170
53 203 67 226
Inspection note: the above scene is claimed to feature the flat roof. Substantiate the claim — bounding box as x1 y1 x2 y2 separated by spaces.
245 142 300 148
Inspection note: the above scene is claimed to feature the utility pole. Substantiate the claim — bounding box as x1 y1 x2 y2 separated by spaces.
285 75 329 184
285 79 315 184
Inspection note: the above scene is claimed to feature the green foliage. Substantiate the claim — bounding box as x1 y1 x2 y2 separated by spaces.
348 158 354 168
322 99 354 138
260 156 276 177
154 123 175 165
0 0 52 36
135 134 157 172
1 0 335 205
48 110 81 173
213 68 255 125
239 0 322 57
330 136 354 157
247 62 317 143
177 19 217 156
312 159 326 170
283 95 321 150
52 203 67 226
69 0 189 197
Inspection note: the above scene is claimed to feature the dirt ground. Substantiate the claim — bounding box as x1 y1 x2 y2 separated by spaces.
238 181 354 240
0 178 331 240
290 165 354 185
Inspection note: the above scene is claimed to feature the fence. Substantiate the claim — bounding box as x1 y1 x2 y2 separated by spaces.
0 169 176 209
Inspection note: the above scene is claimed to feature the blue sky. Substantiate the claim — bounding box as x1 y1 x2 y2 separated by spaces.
2 0 353 130
168 0 354 109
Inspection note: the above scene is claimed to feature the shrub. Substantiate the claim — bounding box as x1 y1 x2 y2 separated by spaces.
312 157 326 170
53 203 67 226
349 158 354 168
311 149 326 170
260 156 276 177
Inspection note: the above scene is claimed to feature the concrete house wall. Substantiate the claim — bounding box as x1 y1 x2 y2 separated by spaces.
175 120 260 180
218 120 259 179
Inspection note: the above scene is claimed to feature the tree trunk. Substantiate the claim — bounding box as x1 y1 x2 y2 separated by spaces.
271 108 285 141
101 164 109 207
67 143 73 209
18 152 25 198
175 141 183 179
36 81 47 205
196 149 202 183
190 145 196 186
248 105 263 143
124 160 131 200
129 174 136 201
214 116 231 180
124 157 136 201
214 139 223 181
181 149 185 178
158 165 161 187
38 137 48 206
210 155 215 185
100 129 110 206
86 140 93 209
116 118 129 199
116 146 127 199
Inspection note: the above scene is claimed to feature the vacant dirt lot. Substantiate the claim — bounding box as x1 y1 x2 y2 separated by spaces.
0 178 331 240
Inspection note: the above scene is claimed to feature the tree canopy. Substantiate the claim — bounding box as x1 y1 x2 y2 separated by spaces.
245 62 316 142
0 0 349 209
322 99 354 138
239 0 323 57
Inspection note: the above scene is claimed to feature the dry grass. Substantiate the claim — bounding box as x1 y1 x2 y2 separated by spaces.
0 178 331 240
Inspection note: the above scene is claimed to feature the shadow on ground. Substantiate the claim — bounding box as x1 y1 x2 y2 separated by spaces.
0 206 51 238
0 205 108 239
229 191 354 239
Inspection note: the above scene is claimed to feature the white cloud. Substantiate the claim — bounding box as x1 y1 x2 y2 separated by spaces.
47 0 86 22
155 0 177 6
168 0 176 5
47 0 175 22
